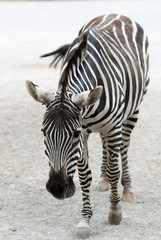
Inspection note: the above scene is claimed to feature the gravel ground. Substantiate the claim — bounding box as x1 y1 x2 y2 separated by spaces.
0 1 161 240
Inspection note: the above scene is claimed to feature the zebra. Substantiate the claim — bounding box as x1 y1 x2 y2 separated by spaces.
25 13 149 236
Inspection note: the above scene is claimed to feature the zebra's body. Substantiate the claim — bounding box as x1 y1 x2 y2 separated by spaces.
26 13 149 235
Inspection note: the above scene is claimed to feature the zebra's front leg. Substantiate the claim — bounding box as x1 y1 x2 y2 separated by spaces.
76 158 92 237
75 134 92 238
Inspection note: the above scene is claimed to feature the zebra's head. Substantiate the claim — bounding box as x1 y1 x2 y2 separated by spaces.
25 80 102 200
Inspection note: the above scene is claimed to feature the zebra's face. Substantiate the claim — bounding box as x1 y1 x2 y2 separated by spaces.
25 80 103 200
42 100 83 200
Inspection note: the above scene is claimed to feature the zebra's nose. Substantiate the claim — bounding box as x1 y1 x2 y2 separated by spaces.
46 180 67 200
46 167 75 200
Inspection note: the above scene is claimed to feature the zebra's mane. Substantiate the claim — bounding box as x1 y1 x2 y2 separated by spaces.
59 30 89 94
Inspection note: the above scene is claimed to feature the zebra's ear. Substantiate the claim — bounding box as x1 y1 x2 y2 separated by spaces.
25 80 55 106
72 86 103 108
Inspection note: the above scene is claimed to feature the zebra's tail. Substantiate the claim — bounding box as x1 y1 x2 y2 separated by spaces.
40 44 70 68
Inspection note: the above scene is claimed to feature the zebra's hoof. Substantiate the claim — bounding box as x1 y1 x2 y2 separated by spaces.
75 220 92 239
108 204 122 225
98 177 110 191
122 187 135 202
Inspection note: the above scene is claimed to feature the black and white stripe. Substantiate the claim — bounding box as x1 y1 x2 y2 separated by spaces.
41 13 149 228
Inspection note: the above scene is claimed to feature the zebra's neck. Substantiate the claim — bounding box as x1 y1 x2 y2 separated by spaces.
58 29 95 96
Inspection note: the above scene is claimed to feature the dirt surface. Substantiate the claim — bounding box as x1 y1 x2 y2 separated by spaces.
0 1 161 240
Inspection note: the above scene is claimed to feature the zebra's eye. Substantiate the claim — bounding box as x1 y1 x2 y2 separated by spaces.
73 130 80 138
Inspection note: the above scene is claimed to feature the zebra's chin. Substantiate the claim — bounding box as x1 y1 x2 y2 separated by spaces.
46 169 76 200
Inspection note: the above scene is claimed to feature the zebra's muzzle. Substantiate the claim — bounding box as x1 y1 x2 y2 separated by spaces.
46 168 75 200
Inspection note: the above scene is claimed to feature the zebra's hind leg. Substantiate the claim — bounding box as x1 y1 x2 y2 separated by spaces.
121 110 139 202
98 134 110 191
107 156 122 225
75 134 92 238
104 124 122 225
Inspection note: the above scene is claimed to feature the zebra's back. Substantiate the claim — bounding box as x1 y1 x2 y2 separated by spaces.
76 14 150 124
45 14 149 131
